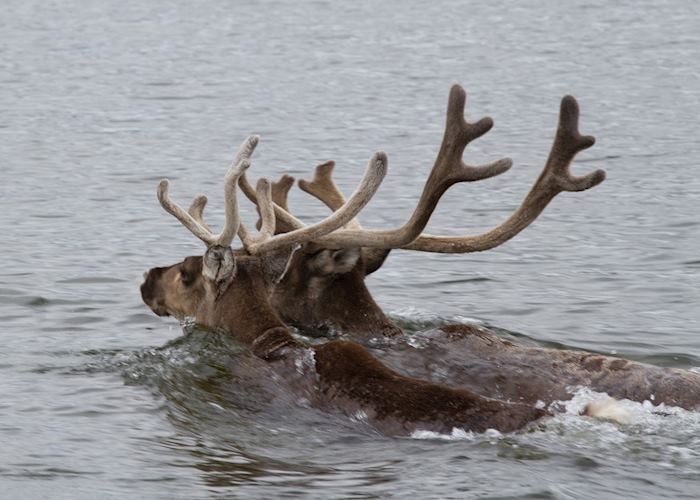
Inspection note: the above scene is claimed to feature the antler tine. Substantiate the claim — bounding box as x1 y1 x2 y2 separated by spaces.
233 135 260 166
239 170 306 231
243 151 388 255
441 85 514 183
299 161 345 211
255 174 295 232
217 158 250 247
403 94 606 253
299 160 363 230
545 95 605 192
304 85 511 249
271 174 294 211
157 180 217 246
255 178 276 241
187 194 211 231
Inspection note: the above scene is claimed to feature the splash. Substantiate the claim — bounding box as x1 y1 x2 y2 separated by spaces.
410 427 476 441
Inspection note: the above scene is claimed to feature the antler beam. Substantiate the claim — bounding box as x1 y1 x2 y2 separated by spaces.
403 94 605 252
260 84 511 250
297 92 605 254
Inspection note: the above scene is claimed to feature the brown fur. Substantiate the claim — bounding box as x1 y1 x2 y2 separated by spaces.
373 324 700 410
264 249 700 410
270 243 401 337
141 254 547 435
150 250 700 411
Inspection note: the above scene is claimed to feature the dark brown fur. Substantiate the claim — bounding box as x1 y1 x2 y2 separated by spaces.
262 241 700 409
151 249 700 411
270 244 400 337
141 254 547 436
265 251 700 410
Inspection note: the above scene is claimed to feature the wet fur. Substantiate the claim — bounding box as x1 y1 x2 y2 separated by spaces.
141 256 547 436
374 324 700 410
150 251 700 412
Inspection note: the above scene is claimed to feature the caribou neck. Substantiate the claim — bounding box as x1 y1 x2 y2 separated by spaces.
203 259 303 357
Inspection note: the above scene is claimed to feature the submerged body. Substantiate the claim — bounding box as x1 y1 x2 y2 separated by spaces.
369 324 700 410
141 255 547 436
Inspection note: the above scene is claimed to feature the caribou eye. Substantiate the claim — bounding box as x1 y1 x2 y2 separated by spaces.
180 270 195 286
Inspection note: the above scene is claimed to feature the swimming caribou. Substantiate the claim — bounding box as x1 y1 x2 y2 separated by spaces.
140 133 548 436
188 85 700 411
141 86 700 439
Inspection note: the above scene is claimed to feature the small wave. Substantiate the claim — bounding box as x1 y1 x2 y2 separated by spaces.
533 387 700 459
410 427 502 441
409 387 700 447
389 307 483 332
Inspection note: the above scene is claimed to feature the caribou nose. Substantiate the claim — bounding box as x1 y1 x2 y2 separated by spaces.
140 268 161 303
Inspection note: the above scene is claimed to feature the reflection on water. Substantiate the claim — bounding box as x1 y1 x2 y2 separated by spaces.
2 0 700 497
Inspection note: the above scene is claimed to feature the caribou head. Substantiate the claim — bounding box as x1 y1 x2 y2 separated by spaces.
139 131 548 435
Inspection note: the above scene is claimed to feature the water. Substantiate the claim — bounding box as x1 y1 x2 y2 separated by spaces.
1 0 699 497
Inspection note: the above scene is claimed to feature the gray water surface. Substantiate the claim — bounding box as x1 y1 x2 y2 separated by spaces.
1 0 700 498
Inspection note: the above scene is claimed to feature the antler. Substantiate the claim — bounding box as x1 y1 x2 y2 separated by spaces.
299 161 362 230
240 152 389 254
297 94 604 254
157 162 250 247
314 85 510 248
255 174 296 233
252 84 510 250
403 94 605 252
157 135 260 247
187 194 210 231
159 130 389 258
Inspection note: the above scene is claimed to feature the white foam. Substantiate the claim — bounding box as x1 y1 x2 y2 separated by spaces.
543 386 700 440
294 348 317 375
410 427 475 441
351 410 368 423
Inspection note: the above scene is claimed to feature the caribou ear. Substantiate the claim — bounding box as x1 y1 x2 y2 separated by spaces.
202 245 236 286
180 256 203 286
308 247 361 276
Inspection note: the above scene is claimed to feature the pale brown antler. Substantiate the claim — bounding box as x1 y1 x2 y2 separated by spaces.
157 133 253 248
403 94 605 252
270 174 295 211
187 195 210 231
176 135 263 242
299 161 362 230
240 152 389 254
255 174 296 233
168 135 387 255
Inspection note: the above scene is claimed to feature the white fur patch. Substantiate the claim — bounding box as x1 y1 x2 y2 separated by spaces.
584 398 633 424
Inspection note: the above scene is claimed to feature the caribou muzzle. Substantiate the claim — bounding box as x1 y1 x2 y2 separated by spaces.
140 266 170 317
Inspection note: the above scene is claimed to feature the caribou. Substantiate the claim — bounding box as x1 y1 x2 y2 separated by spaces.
140 134 549 436
186 85 700 411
